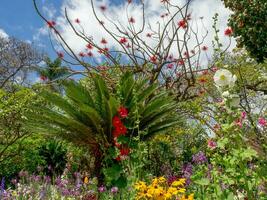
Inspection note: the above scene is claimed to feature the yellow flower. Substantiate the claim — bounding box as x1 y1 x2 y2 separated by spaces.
188 194 194 200
83 176 89 184
171 178 186 187
158 176 166 184
177 188 186 193
167 187 178 195
135 181 147 192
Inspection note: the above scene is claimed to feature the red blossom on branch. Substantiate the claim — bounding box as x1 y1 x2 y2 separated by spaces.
75 18 80 23
57 52 64 59
150 55 157 63
202 46 208 51
86 43 93 49
129 17 135 23
224 27 233 36
178 19 187 29
119 37 128 44
100 5 107 12
101 38 108 45
47 20 56 28
79 52 86 57
87 52 93 57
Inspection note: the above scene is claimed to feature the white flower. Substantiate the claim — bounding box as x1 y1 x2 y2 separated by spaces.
222 91 230 98
213 69 237 87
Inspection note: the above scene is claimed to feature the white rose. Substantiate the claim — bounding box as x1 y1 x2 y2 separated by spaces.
213 69 237 87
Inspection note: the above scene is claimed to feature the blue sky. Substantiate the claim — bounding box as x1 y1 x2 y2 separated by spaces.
0 0 232 62
0 0 63 56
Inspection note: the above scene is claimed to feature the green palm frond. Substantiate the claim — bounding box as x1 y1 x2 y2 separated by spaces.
26 72 178 149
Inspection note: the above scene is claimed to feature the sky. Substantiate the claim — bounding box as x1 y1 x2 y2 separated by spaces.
0 0 233 61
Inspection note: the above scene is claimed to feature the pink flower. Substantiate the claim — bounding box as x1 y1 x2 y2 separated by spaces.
235 118 242 128
241 112 246 119
75 18 80 23
79 52 86 57
207 139 217 150
258 117 267 127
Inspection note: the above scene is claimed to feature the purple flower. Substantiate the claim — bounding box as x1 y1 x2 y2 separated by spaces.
1 177 5 193
192 151 207 165
111 186 118 193
98 185 106 193
61 188 71 196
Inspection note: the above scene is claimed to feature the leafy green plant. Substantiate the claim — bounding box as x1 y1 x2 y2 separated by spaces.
38 140 67 179
25 72 179 185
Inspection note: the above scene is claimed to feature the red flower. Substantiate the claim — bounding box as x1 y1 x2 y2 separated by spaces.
87 51 93 57
113 137 121 148
47 20 56 28
126 43 131 48
120 147 130 156
224 27 233 36
190 50 195 55
115 156 121 161
167 63 174 69
100 5 107 12
128 0 132 3
207 140 217 150
146 33 152 38
86 43 93 49
119 37 127 44
57 52 64 59
118 107 128 118
150 55 157 63
202 46 208 51
112 125 127 137
177 59 184 65
40 75 47 81
178 20 187 29
183 51 189 58
129 17 135 23
79 52 85 57
101 38 107 45
112 116 122 127
75 18 80 23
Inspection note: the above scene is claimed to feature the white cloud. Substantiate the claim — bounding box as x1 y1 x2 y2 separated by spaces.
40 0 235 66
0 28 8 38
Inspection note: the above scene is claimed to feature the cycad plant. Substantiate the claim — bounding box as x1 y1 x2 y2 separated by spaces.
26 72 178 184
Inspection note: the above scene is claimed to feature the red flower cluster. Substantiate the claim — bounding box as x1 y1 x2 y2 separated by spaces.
112 106 131 161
